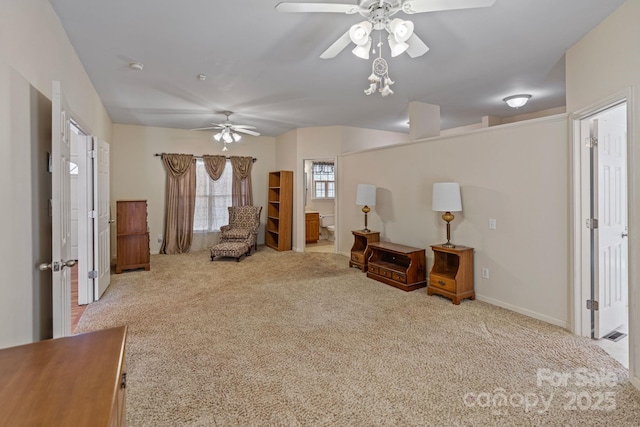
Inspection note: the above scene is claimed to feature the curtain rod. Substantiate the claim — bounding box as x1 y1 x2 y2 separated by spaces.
154 153 256 162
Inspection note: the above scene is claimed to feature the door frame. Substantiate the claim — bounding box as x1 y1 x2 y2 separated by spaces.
296 156 339 253
570 89 634 377
570 89 631 337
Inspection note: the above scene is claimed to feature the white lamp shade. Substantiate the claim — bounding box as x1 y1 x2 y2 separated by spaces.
389 18 414 43
356 184 376 206
352 40 372 59
213 132 222 142
432 182 462 212
388 35 409 57
349 21 372 45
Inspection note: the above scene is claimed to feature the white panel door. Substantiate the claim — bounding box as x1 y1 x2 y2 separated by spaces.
594 103 628 339
94 138 111 299
50 81 74 338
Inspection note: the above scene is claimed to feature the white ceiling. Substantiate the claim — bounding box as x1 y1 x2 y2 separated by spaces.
48 0 624 137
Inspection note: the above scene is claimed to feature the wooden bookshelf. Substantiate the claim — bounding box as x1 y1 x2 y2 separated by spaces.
265 171 293 251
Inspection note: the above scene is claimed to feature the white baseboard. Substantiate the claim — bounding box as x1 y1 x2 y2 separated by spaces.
475 294 570 330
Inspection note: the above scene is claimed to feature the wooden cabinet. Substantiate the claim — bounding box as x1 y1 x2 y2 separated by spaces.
116 200 150 273
265 171 293 251
366 242 427 291
428 244 475 304
305 212 320 243
0 326 128 426
349 230 380 271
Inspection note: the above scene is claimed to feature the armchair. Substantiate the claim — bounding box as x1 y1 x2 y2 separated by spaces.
220 206 262 251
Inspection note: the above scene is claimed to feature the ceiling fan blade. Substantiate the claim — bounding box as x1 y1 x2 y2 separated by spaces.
234 128 261 136
275 2 359 14
405 33 430 58
191 126 218 131
320 30 352 59
402 0 496 14
232 125 257 129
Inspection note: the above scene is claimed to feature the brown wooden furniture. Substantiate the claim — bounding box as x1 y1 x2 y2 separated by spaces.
0 326 128 426
428 244 475 304
266 171 293 251
116 200 150 273
349 230 380 271
366 242 426 291
305 212 320 243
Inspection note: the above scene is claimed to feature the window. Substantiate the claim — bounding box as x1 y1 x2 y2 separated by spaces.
193 159 232 232
312 162 335 199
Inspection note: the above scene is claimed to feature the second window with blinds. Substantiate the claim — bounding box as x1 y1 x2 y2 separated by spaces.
193 159 233 232
312 162 335 199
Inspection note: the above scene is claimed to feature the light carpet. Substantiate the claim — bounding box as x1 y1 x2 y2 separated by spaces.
76 248 640 426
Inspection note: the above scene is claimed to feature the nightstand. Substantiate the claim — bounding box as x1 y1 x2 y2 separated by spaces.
428 244 475 304
349 230 380 271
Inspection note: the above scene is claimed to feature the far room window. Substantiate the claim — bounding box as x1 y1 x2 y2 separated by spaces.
312 162 335 199
193 159 232 232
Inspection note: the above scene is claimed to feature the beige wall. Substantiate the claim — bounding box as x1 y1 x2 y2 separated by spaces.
341 126 408 153
0 0 112 348
111 124 276 254
340 116 569 326
565 0 640 388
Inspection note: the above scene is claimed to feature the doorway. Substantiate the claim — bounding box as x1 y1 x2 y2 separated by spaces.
573 99 629 368
303 159 337 253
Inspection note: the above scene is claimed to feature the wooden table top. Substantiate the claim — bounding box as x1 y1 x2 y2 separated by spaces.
0 326 127 426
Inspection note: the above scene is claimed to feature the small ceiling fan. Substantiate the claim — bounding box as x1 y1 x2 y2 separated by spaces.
192 111 260 149
275 0 496 59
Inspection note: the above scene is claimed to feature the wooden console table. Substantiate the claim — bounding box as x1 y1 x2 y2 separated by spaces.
349 230 380 271
366 242 426 291
428 244 475 304
0 326 128 426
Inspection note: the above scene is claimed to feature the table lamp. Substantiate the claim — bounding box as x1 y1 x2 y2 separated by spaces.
356 184 376 232
432 182 462 248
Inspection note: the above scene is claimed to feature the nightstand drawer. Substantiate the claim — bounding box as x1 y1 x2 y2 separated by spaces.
351 252 365 264
430 274 456 292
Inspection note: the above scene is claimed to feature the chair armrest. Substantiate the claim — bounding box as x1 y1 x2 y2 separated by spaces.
220 225 231 233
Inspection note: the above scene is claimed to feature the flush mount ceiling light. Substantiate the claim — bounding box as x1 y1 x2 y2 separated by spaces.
503 94 532 109
276 0 496 97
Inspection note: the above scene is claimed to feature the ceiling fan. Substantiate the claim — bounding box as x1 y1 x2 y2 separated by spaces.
192 111 260 150
275 0 496 59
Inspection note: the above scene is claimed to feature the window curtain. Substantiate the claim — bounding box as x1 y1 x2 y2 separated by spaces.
190 154 228 252
230 156 253 206
160 154 196 254
202 155 226 181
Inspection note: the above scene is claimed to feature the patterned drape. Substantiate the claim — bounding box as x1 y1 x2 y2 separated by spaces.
202 155 226 181
160 154 196 254
230 156 253 206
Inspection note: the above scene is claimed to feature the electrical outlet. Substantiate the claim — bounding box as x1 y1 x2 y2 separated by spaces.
482 268 490 279
157 233 163 243
488 218 497 230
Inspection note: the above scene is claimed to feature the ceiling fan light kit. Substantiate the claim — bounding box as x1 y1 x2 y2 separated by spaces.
191 111 260 151
276 0 497 96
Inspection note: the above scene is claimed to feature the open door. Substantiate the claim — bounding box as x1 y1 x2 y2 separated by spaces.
94 137 111 299
77 128 93 304
43 81 74 338
592 103 628 339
